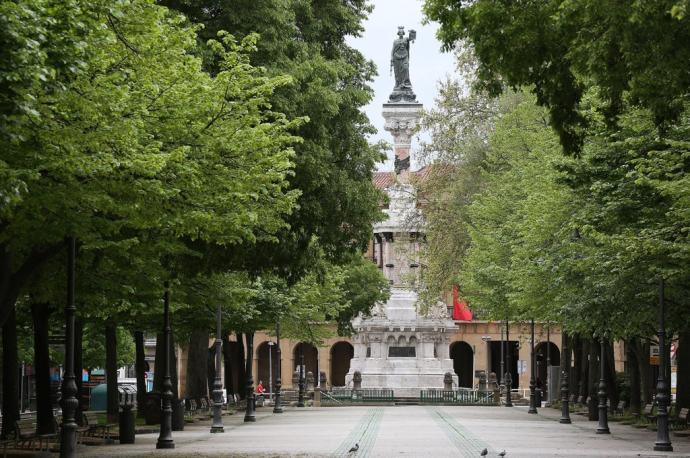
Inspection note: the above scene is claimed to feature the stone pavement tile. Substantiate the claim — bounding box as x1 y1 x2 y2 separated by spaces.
79 406 365 457
370 406 455 457
76 405 690 458
446 405 690 458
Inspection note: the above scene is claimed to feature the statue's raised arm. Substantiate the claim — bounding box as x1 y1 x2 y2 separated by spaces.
389 26 417 103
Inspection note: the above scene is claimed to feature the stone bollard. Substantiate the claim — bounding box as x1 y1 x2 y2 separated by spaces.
353 371 362 390
172 398 185 431
478 371 488 392
444 372 453 391
119 404 136 444
319 371 327 388
292 369 300 386
313 387 321 407
306 371 314 392
144 391 161 425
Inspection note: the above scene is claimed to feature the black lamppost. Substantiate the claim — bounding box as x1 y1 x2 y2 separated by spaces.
559 330 571 424
596 335 610 434
157 283 175 449
505 319 513 407
273 322 283 414
60 237 78 458
654 278 673 451
210 304 224 433
528 319 538 414
244 333 256 422
297 345 306 407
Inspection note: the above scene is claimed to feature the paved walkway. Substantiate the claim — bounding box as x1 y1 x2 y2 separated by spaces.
79 406 690 457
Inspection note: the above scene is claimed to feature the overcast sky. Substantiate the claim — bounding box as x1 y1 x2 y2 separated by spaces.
348 0 456 171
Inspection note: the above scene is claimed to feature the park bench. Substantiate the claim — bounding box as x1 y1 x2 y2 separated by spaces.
671 407 689 431
83 411 115 441
614 400 626 416
14 417 58 451
199 397 211 414
643 403 656 423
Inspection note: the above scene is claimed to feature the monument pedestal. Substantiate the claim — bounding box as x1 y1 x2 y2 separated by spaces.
346 288 458 397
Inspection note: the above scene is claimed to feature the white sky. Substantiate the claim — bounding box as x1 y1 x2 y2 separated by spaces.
348 0 456 171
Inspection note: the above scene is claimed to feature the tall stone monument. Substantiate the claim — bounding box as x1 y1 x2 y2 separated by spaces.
345 27 457 397
385 26 422 175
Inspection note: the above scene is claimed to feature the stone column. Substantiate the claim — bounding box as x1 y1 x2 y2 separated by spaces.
383 103 423 176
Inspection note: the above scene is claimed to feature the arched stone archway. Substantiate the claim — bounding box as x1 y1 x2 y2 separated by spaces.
450 341 474 388
330 342 354 387
293 342 318 382
535 341 560 390
256 341 278 392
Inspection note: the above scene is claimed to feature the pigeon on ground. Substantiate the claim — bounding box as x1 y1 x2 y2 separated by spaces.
480 449 488 457
498 451 506 457
348 443 359 453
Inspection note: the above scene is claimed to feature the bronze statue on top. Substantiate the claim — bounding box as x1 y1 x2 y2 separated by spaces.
389 26 417 103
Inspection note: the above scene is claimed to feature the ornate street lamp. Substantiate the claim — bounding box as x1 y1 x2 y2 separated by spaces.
210 304 224 433
596 336 610 434
244 333 256 422
273 322 283 414
559 330 571 424
297 345 306 407
60 237 78 457
156 282 175 449
528 319 538 414
504 319 513 407
654 278 673 451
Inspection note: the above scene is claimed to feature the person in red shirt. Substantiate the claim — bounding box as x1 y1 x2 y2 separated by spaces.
256 380 266 406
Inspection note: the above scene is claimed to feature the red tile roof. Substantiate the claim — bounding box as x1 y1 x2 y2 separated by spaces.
373 172 395 189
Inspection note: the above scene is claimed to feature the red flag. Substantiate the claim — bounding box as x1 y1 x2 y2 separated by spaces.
452 286 473 321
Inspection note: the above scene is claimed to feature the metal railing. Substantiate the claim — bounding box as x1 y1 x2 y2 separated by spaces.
321 388 395 405
420 388 498 405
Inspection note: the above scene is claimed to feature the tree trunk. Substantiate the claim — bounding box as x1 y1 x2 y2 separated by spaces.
170 330 179 401
237 333 246 400
677 332 690 413
222 333 234 398
74 318 84 425
134 330 147 418
185 329 209 399
207 346 215 397
31 302 56 435
245 332 254 398
105 322 119 423
627 338 641 415
637 340 653 405
587 338 599 421
154 331 165 394
154 330 179 399
571 335 581 402
605 339 618 414
579 338 589 404
1 308 19 440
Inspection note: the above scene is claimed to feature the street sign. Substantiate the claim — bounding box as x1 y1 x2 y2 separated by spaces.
650 345 660 366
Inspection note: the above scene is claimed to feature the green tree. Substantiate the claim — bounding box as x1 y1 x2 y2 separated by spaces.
161 0 386 280
423 0 690 154
0 0 301 329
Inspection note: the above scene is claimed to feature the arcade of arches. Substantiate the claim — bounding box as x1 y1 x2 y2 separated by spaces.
216 323 603 394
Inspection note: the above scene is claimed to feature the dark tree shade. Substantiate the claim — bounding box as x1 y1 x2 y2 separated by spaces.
32 303 56 435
